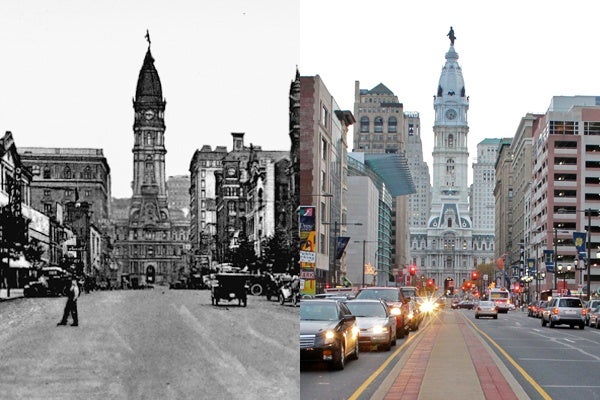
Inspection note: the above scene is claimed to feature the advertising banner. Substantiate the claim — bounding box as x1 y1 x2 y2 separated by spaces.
299 206 316 296
573 231 587 260
335 236 350 260
544 249 555 273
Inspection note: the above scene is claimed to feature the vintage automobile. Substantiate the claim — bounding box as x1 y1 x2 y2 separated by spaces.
24 267 72 297
300 299 359 370
211 273 249 307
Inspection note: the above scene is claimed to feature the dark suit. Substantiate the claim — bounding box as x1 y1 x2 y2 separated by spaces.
59 283 79 326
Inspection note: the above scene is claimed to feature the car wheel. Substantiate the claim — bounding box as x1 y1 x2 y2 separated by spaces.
541 317 547 327
580 323 585 330
332 341 345 370
396 325 405 339
475 315 479 319
250 283 263 296
596 321 600 329
348 337 359 360
391 333 397 346
279 294 285 305
382 338 391 352
549 319 555 328
292 294 298 307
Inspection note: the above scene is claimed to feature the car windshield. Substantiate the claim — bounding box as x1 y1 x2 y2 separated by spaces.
356 289 400 302
345 302 386 318
559 298 582 307
479 301 494 307
300 302 339 321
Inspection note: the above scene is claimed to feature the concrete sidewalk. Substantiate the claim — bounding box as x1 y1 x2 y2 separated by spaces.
0 288 24 301
370 310 529 400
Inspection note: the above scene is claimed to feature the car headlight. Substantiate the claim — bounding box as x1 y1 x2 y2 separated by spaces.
351 326 360 337
390 307 401 316
371 325 385 334
408 311 414 320
320 330 336 344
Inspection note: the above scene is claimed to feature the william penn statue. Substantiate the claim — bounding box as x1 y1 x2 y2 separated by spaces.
447 26 456 46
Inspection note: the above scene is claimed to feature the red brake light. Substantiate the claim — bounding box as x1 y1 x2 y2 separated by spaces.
582 309 587 316
553 308 559 315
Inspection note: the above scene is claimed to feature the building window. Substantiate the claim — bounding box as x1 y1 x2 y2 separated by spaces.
43 189 51 197
321 104 329 128
43 167 51 179
201 170 206 178
374 117 383 133
448 134 454 147
44 203 52 214
82 166 92 180
388 117 397 133
63 167 72 179
321 138 327 161
360 117 370 133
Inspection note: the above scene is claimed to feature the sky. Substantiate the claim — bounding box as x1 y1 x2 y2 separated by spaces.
0 0 299 198
299 0 600 183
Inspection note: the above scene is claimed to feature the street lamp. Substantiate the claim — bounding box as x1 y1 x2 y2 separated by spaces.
557 264 572 294
558 208 598 300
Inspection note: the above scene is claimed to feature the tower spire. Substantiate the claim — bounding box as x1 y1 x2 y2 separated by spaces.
145 29 151 48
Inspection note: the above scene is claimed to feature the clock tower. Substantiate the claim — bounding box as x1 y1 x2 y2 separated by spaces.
410 28 474 292
130 42 169 226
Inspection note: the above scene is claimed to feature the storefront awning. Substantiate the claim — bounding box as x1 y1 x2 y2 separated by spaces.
4 256 32 269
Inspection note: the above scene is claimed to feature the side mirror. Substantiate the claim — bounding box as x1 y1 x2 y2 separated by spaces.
343 314 356 322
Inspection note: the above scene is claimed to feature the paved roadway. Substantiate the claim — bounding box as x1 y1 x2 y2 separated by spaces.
0 288 299 400
301 308 600 400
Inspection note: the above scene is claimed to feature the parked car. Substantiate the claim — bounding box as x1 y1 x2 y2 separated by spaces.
355 287 410 339
584 299 600 326
541 296 585 329
24 267 72 297
475 300 498 319
299 299 359 370
586 305 600 329
588 305 600 328
527 300 540 317
344 299 396 351
535 301 548 318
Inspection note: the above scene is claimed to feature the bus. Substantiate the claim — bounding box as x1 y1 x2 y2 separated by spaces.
488 287 511 313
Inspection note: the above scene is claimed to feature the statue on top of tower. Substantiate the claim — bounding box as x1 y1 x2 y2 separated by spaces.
447 26 456 46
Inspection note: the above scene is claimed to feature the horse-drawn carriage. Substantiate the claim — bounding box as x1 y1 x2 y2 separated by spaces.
211 273 249 307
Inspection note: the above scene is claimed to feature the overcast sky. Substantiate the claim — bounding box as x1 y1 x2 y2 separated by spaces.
0 0 299 198
300 0 600 183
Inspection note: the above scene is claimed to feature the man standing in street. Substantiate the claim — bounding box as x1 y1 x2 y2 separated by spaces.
57 278 79 327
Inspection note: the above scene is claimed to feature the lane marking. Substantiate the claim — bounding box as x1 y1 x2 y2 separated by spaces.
347 317 431 400
465 316 553 400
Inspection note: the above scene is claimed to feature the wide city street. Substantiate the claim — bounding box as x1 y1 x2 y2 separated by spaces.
0 288 299 400
301 306 600 400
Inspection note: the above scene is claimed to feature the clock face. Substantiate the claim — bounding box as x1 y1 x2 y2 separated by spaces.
227 168 236 176
144 110 155 120
445 109 457 120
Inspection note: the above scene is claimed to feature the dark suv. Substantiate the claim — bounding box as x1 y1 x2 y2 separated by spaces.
541 296 585 329
355 287 410 338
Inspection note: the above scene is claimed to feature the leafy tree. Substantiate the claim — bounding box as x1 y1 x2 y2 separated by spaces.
230 235 258 272
263 230 293 274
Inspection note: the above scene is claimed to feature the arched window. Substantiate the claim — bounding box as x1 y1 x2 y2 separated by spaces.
63 166 72 179
446 159 455 174
360 116 369 133
82 166 92 180
388 117 397 133
43 166 51 179
374 117 383 133
448 134 454 147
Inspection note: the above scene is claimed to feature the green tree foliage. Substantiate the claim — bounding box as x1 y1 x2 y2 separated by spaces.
230 234 258 272
263 230 293 274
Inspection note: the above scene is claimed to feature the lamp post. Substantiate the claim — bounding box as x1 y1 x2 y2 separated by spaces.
557 264 572 295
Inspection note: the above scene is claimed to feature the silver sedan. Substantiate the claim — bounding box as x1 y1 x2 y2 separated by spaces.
475 300 498 319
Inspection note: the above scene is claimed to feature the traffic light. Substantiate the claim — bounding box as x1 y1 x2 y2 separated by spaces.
471 270 479 280
409 265 417 276
427 279 433 287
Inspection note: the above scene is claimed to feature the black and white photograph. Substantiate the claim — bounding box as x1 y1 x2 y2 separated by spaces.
0 1 299 399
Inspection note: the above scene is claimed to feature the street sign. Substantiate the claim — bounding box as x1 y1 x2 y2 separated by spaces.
299 251 315 263
300 270 315 280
